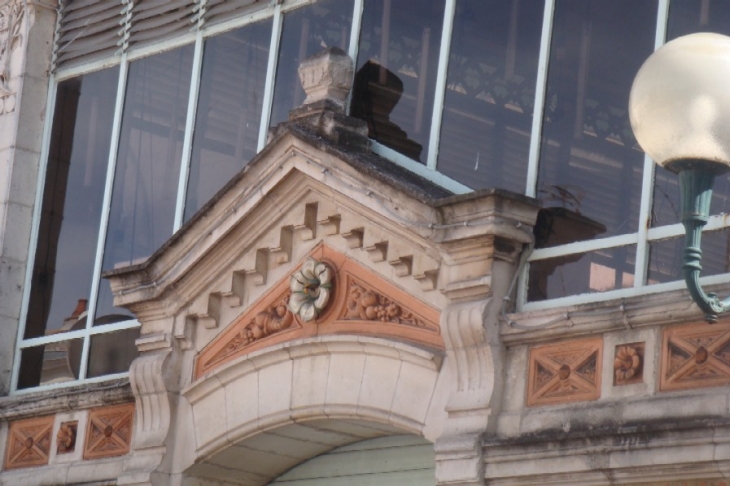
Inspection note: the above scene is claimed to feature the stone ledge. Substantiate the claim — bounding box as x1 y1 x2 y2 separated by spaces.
0 379 132 422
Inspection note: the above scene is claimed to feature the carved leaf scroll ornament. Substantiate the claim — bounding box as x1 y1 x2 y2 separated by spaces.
343 280 425 327
289 258 332 321
225 301 294 352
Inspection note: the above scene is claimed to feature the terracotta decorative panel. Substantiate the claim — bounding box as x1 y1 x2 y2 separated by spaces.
56 421 78 454
613 342 644 386
527 337 603 407
83 404 134 460
4 416 53 469
195 244 442 378
660 321 730 392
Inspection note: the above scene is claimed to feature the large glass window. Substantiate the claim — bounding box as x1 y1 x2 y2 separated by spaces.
352 0 445 164
19 69 119 389
437 0 543 193
525 0 659 304
19 0 730 391
185 20 272 221
96 45 194 322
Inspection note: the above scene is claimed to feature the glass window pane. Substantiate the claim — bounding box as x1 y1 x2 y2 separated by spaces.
96 45 194 321
536 0 657 245
648 229 730 284
24 68 119 339
17 338 83 390
652 0 730 228
437 0 543 192
352 0 445 164
185 20 272 222
269 0 354 127
528 245 637 302
87 328 140 378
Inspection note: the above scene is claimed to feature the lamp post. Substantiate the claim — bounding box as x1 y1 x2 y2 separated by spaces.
629 33 730 323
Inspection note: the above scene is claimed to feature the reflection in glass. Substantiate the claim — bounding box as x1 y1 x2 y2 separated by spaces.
528 245 636 302
25 68 119 340
437 0 543 192
185 20 272 221
648 229 730 284
652 0 730 227
96 45 194 321
269 0 353 127
17 338 83 390
352 0 444 163
536 0 656 243
87 328 140 378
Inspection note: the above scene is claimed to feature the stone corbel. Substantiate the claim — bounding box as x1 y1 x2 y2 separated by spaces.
435 298 502 486
118 334 178 486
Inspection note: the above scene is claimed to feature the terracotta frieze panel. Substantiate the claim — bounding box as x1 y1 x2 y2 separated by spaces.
83 403 134 460
614 342 644 386
527 337 603 407
195 244 442 378
660 321 730 392
4 416 53 469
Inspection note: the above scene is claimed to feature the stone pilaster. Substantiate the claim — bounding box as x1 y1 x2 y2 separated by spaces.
0 0 56 395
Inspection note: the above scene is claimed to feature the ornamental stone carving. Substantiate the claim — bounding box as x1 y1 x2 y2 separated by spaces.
195 245 442 378
342 280 424 327
56 421 77 454
527 337 603 406
3 416 53 469
614 342 644 385
83 404 134 460
289 258 332 321
0 1 24 113
661 321 730 391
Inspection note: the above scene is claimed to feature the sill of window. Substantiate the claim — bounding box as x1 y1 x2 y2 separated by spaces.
502 282 730 347
0 378 132 422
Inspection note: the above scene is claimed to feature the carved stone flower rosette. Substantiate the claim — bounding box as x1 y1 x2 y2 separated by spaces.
289 258 332 321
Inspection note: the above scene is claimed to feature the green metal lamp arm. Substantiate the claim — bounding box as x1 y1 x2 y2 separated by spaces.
680 168 730 322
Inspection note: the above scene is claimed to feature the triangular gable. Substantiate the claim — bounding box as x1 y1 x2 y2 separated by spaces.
195 244 442 378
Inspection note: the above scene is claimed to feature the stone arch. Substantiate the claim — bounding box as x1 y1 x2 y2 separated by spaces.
181 335 445 485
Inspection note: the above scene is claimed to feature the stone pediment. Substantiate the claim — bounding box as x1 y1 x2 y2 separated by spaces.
195 244 442 378
104 122 538 338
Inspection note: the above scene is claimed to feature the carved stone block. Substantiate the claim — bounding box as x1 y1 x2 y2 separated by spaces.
83 403 134 460
660 321 730 392
4 416 53 469
527 337 603 407
614 342 645 386
56 421 77 454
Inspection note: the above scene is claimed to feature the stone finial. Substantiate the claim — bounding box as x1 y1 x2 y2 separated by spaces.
286 46 369 151
297 46 353 112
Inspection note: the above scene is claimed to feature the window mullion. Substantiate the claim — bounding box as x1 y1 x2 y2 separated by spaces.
79 54 130 381
10 77 58 394
517 0 555 311
174 31 205 231
425 0 456 171
524 0 555 198
345 0 364 114
635 0 670 287
258 2 284 152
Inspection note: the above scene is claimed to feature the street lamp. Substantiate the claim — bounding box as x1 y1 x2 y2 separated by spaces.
629 33 730 322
